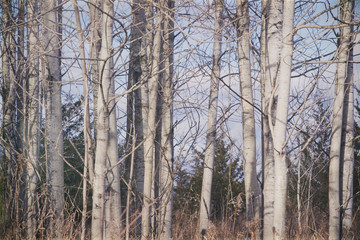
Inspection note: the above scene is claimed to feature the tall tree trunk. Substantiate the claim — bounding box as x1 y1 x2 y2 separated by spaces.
25 1 40 238
236 0 261 237
86 1 101 237
41 0 64 237
198 0 223 238
329 1 354 239
159 1 174 238
104 57 122 239
341 38 354 240
260 0 283 238
88 0 102 184
272 1 295 238
141 1 163 238
261 0 283 239
91 0 114 239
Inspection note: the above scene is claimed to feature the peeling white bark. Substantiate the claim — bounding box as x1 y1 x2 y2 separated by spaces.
260 0 283 238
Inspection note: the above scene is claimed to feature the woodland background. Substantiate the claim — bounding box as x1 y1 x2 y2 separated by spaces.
0 0 359 239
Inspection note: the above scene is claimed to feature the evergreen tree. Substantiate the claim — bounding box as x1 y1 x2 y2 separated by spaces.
174 138 244 221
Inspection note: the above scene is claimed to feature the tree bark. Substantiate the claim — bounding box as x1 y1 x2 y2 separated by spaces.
25 1 40 238
89 0 102 184
198 0 223 238
329 1 354 239
91 1 114 239
159 1 175 238
236 1 261 237
260 0 283 238
341 41 354 240
272 1 295 238
141 1 163 238
41 0 64 237
104 56 122 239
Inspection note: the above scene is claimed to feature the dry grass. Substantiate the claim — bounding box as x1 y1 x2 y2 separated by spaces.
1 179 359 240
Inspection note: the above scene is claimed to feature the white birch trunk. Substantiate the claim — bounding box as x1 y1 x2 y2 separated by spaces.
89 1 102 173
272 1 294 239
159 1 174 238
341 2 354 239
236 1 261 237
139 3 152 212
341 45 354 240
88 0 102 185
199 0 222 238
104 55 122 239
260 0 283 238
141 2 163 238
101 2 121 235
329 1 353 239
26 1 40 238
329 55 344 240
329 1 354 239
41 0 64 237
91 1 114 239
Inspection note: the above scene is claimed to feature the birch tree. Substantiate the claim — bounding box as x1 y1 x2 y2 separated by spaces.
88 0 102 146
236 0 261 236
198 0 223 238
41 0 64 236
87 0 101 188
141 1 164 238
260 0 283 238
104 47 122 240
329 1 354 239
271 0 295 238
260 0 296 238
91 0 117 238
25 0 40 237
158 1 175 238
341 40 354 240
